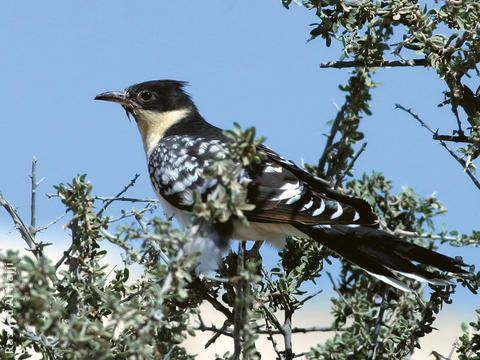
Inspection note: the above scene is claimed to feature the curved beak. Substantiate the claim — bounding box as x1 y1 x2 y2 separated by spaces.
94 90 128 105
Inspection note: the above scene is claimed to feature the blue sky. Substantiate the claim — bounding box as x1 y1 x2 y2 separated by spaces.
1 1 478 356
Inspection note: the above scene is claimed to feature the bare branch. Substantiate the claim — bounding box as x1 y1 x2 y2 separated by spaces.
196 324 339 336
0 191 41 258
55 244 72 269
432 134 472 143
320 58 427 69
395 104 480 191
203 320 231 349
264 317 282 360
297 290 323 307
36 214 67 233
30 157 37 235
97 173 141 216
318 102 348 175
335 142 368 187
95 196 158 204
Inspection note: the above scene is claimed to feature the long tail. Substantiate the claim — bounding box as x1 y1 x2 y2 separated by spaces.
296 224 467 292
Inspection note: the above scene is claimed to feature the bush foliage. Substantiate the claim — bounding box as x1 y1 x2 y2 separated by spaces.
2 1 480 359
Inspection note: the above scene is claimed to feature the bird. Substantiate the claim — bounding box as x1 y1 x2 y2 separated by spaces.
95 79 466 291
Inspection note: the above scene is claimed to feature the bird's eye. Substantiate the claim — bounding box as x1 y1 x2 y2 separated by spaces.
139 91 153 101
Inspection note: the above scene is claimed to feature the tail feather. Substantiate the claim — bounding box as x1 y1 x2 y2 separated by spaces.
296 224 467 291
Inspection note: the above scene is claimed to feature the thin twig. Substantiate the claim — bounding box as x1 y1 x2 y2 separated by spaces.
447 340 457 360
264 318 282 360
120 278 162 304
320 58 427 69
35 214 66 234
203 320 231 348
55 244 72 269
318 103 348 175
97 173 141 216
327 272 353 310
95 196 158 204
263 305 285 335
392 19 434 59
395 104 480 191
30 157 37 235
430 351 449 360
106 202 158 224
297 290 323 307
336 142 368 186
134 213 170 265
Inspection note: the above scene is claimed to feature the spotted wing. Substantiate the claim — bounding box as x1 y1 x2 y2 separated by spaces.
148 135 223 208
245 146 379 226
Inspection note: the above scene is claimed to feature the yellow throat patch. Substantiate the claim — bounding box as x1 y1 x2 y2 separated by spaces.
132 108 190 159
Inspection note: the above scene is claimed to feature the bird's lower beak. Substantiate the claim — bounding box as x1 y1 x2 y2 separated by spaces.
94 90 128 105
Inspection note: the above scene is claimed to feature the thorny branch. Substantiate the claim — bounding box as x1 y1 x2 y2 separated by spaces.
395 104 480 191
30 157 38 235
432 134 472 143
367 286 389 360
95 196 158 204
0 157 51 258
320 58 427 69
196 324 339 336
0 192 41 258
318 102 348 176
335 142 368 187
98 173 141 216
264 317 282 360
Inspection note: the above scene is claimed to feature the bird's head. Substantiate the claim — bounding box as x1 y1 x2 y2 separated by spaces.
95 80 196 158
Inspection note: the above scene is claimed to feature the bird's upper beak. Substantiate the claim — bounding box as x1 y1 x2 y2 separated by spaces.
94 90 129 105
95 90 138 121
